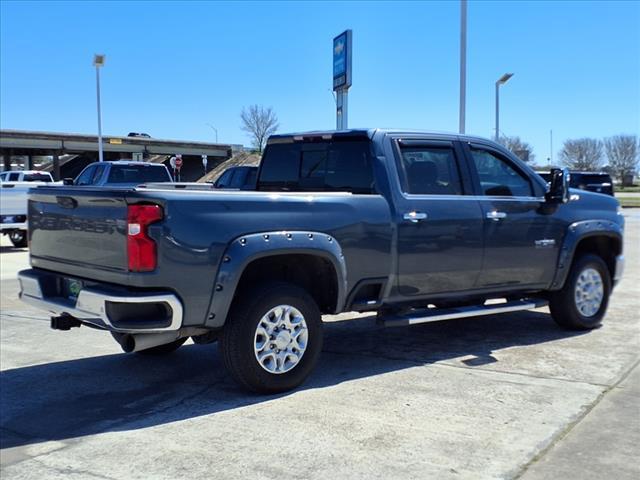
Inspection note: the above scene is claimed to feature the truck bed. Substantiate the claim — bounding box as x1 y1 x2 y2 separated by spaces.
27 185 393 327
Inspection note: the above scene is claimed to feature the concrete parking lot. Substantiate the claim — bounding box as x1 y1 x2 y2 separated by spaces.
1 213 639 480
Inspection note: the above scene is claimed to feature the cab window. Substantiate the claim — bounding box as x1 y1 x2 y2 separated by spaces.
398 145 463 195
469 148 533 197
258 140 374 194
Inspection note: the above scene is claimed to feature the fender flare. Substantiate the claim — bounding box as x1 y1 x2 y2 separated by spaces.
550 219 623 290
205 231 347 327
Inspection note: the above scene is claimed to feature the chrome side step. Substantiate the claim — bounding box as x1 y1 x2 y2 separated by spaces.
379 299 548 328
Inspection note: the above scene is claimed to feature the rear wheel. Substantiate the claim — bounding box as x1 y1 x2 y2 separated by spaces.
9 230 27 248
220 282 323 394
549 254 611 330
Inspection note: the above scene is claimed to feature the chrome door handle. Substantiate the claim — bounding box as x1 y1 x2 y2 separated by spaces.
486 211 507 221
403 211 428 223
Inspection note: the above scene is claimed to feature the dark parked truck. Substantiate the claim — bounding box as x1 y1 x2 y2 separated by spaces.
18 130 625 393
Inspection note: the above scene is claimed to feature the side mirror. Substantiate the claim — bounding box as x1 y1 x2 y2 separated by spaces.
62 178 74 186
545 168 570 204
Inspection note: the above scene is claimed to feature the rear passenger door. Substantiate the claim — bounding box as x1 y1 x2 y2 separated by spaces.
393 139 484 296
464 143 562 288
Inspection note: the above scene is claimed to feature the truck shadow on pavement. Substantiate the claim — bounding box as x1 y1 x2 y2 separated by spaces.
0 310 586 450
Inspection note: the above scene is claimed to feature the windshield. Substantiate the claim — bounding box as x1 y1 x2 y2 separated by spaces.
107 165 170 184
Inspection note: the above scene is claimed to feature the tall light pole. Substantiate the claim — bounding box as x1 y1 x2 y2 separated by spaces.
495 72 513 141
459 0 467 134
93 54 106 162
206 123 218 143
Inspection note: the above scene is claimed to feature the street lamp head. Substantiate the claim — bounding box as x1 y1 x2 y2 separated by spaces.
93 54 106 67
497 72 514 85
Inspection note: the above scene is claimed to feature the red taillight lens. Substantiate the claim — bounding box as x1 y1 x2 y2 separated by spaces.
127 204 163 272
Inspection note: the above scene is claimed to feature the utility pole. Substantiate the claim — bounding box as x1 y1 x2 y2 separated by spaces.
459 0 467 134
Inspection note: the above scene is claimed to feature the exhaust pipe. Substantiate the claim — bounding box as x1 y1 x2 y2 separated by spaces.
118 332 180 353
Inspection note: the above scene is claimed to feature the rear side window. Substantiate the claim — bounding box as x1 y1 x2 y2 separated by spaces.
258 141 375 194
244 168 257 188
75 165 96 185
215 169 234 188
229 168 248 188
108 165 170 183
398 145 463 195
8 172 20 181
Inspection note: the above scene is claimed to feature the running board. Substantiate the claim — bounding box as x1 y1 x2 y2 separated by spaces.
380 299 548 328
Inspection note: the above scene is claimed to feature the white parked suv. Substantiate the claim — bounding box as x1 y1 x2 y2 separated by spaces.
0 170 54 247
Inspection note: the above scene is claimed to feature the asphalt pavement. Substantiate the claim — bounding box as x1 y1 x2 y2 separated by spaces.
0 215 638 480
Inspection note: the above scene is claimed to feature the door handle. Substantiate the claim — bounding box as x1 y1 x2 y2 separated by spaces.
403 211 428 223
486 210 507 221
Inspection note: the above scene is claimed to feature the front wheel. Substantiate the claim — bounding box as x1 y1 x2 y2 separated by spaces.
9 230 28 248
220 282 323 394
549 254 611 330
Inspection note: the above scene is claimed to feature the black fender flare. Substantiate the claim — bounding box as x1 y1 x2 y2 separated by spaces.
550 219 623 290
205 231 347 327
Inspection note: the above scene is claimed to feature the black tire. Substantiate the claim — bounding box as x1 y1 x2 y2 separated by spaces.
110 332 188 355
549 254 611 330
9 230 28 248
220 282 323 394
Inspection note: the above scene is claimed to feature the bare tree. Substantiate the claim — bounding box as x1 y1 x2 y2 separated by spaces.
559 138 604 171
604 134 639 186
240 105 279 153
499 135 535 162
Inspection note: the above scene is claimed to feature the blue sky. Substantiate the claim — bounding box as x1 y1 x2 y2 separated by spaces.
1 0 638 164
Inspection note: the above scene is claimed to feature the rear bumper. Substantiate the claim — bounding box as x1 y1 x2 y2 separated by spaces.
0 223 26 230
18 269 183 333
613 254 625 287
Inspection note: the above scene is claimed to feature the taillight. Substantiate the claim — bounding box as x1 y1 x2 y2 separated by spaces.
127 204 163 272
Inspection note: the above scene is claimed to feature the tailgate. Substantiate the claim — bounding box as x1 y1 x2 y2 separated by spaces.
29 187 129 272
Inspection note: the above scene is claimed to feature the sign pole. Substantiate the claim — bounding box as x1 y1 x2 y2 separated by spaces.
333 30 352 131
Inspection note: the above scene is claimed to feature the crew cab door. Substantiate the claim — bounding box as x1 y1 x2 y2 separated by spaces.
393 139 484 296
464 142 563 288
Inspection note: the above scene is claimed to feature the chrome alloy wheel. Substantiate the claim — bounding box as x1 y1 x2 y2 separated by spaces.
574 267 604 318
254 305 309 374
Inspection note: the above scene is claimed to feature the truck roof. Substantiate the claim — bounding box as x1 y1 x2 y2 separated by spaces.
267 128 494 144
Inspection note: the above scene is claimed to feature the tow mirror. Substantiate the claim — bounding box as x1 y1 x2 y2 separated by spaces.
546 168 570 204
62 178 74 186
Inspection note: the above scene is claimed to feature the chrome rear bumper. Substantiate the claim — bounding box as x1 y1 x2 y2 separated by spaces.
18 269 183 333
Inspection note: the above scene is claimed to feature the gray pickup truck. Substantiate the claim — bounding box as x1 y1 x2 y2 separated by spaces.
18 129 624 393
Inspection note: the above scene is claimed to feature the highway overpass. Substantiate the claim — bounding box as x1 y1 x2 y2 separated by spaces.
0 130 233 181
